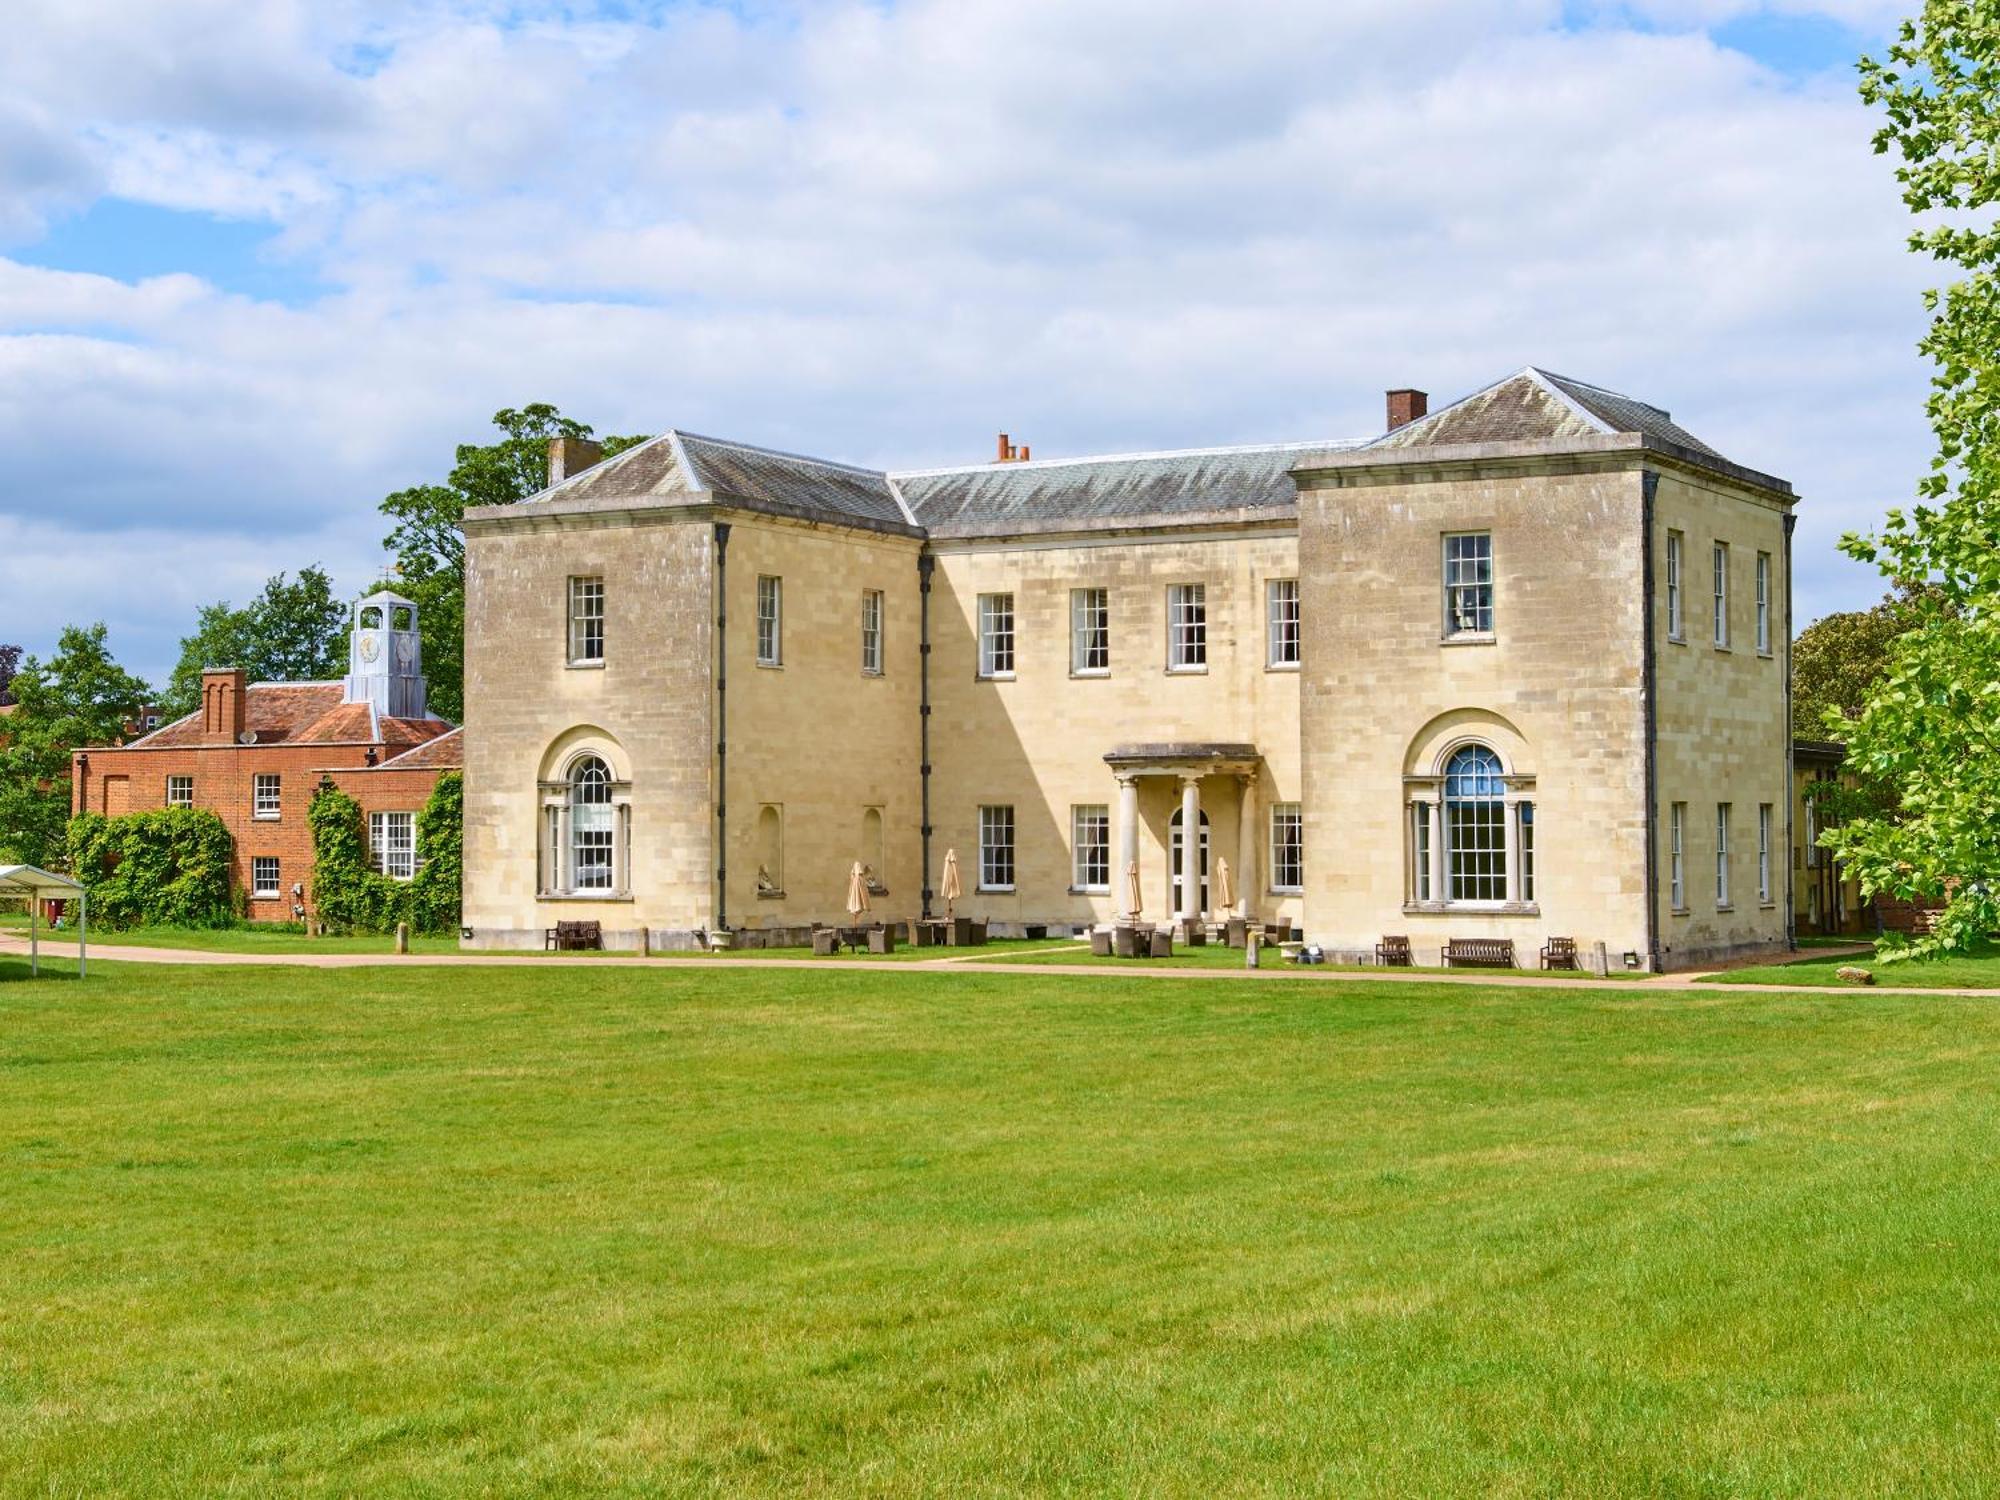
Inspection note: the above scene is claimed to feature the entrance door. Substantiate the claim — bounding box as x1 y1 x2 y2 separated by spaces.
1169 807 1210 915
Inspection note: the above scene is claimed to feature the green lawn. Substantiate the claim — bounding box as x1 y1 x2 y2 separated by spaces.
3 959 1999 1494
0 912 464 956
1708 941 2000 989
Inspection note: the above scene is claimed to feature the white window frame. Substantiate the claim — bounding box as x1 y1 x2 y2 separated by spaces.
860 589 884 676
1070 588 1109 676
252 773 281 821
1755 551 1772 654
370 810 417 881
1713 541 1730 648
1071 804 1110 891
1266 578 1300 668
978 804 1015 891
568 575 605 665
1443 532 1494 638
1666 530 1684 642
1167 583 1207 672
1411 801 1432 903
1519 799 1535 904
1716 802 1732 908
1270 803 1303 892
166 774 194 809
978 593 1015 679
251 856 280 900
756 576 782 667
1670 802 1686 911
1757 802 1773 905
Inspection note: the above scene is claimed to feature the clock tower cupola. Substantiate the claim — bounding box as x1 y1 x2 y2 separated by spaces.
344 588 428 719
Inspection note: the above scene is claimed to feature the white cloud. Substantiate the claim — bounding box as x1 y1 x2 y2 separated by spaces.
0 0 1933 679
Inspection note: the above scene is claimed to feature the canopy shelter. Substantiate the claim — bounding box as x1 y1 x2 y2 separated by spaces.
0 866 88 979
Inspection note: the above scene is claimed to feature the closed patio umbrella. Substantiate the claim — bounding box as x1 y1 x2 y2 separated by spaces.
1214 855 1235 914
847 860 872 921
940 848 962 918
1124 860 1143 923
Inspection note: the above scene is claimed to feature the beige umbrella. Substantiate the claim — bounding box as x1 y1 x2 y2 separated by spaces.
940 848 962 919
1214 854 1235 915
847 860 872 921
1124 860 1143 923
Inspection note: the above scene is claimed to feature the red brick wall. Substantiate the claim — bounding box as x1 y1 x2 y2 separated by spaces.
70 742 444 923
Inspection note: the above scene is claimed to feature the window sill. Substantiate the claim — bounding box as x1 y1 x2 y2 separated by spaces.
1401 901 1540 917
537 892 635 903
566 659 605 671
1440 632 1496 648
1715 904 1734 913
1270 886 1303 897
1713 644 1732 654
977 673 1016 683
756 888 787 900
1670 905 1690 917
252 813 280 822
1165 665 1208 676
1265 661 1301 673
1667 633 1686 646
1070 669 1110 680
755 660 784 670
861 669 883 679
1759 901 1777 910
1069 885 1111 896
1756 649 1774 660
977 885 1015 895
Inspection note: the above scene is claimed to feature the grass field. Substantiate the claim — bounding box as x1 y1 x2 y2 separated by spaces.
1707 942 2000 989
4 957 1999 1495
0 911 463 956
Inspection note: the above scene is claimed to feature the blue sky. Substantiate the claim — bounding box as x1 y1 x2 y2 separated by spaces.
0 0 1930 684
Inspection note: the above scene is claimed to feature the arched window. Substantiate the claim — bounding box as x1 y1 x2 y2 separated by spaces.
539 748 629 897
1444 745 1506 903
570 756 614 891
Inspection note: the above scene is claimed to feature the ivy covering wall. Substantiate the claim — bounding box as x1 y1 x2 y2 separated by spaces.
308 772 462 935
65 808 235 929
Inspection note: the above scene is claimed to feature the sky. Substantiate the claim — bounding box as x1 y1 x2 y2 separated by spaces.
0 0 1936 685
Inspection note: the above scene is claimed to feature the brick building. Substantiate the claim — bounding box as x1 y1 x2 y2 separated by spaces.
71 590 460 922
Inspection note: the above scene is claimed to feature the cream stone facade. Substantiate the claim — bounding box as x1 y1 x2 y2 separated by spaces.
461 369 1796 969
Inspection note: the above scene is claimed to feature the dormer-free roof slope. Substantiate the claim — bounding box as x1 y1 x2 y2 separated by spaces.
1369 367 1727 459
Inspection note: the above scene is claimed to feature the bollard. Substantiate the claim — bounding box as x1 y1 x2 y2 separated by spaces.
640 927 652 958
394 921 409 955
1246 936 1260 969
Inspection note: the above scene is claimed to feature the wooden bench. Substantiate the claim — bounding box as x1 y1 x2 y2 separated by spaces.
545 919 603 951
1540 936 1579 971
1375 935 1413 967
1443 937 1516 969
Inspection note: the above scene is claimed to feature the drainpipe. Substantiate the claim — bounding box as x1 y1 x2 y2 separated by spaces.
1641 471 1663 973
714 521 732 933
918 550 935 919
1783 508 1797 952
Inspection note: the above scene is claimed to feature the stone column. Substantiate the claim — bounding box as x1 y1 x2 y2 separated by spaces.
1179 774 1202 927
1428 799 1447 905
1236 771 1258 918
1116 773 1140 922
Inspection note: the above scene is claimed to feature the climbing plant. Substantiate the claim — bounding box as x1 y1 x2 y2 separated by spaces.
65 807 234 929
308 773 462 935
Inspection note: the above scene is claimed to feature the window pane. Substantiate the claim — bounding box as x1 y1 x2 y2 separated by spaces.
1445 744 1505 901
569 576 604 662
571 756 615 891
1168 584 1207 669
1071 588 1109 673
253 774 281 817
252 857 280 898
1072 804 1109 888
1666 532 1683 637
1444 533 1493 635
1271 803 1303 890
1520 800 1535 903
861 590 883 674
1713 543 1729 645
980 804 1015 888
757 577 782 665
1267 579 1300 666
979 594 1014 676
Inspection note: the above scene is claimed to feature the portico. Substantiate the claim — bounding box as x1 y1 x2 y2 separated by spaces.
1103 743 1262 932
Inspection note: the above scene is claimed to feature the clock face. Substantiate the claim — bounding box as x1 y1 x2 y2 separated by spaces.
359 634 380 663
394 635 416 667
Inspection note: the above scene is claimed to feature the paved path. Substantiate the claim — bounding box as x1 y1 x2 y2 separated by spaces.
5 931 1967 997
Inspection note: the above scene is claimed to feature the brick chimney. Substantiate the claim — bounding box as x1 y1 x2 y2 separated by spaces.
994 433 1031 463
201 668 247 745
1386 388 1428 431
547 435 604 488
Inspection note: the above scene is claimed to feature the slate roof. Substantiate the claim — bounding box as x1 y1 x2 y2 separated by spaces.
893 441 1361 538
497 366 1776 537
125 683 455 751
1370 367 1727 459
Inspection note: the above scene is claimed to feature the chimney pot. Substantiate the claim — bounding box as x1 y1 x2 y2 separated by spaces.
547 435 605 488
1386 388 1428 431
996 432 1011 463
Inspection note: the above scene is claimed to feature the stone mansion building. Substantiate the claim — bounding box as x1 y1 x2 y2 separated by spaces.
461 367 1795 970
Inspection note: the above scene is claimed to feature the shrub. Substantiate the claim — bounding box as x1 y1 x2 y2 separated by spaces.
308 772 462 935
65 808 235 929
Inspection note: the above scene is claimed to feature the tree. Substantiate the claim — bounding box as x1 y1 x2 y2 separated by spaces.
381 406 648 722
161 567 350 717
1827 10 2000 958
1791 586 1934 738
0 643 20 706
0 624 151 868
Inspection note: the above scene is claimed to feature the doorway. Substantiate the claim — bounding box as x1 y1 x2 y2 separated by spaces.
1169 806 1210 916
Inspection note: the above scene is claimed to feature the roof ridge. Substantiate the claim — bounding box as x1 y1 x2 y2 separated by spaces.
675 429 890 481
1533 368 1672 421
247 680 344 691
891 437 1366 480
